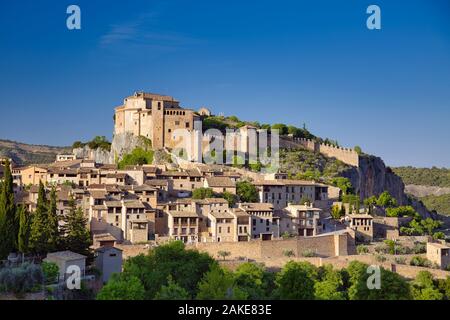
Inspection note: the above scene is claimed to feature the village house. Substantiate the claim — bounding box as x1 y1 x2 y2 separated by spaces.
231 208 252 242
239 203 279 240
427 242 450 270
283 203 322 237
253 179 328 210
345 213 374 242
167 210 200 243
204 176 236 194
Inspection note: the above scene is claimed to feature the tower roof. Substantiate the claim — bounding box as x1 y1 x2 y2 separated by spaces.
127 91 179 102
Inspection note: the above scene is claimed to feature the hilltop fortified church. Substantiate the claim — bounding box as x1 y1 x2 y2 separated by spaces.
114 92 210 150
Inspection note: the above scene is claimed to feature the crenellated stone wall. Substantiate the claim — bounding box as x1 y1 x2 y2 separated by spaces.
292 138 360 167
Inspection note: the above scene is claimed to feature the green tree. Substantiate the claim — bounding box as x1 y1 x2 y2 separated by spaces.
221 191 237 207
271 124 288 135
118 147 154 169
400 217 442 236
274 261 317 300
17 205 31 256
236 181 259 203
364 196 378 214
346 261 411 300
192 188 215 199
122 241 216 299
411 271 444 300
0 159 18 259
47 187 60 251
437 276 450 299
331 177 354 196
376 191 397 208
97 274 146 300
197 265 248 300
314 265 346 300
331 205 343 220
217 250 231 261
386 206 418 218
63 197 92 256
154 276 190 300
234 263 274 300
354 146 362 155
28 181 50 254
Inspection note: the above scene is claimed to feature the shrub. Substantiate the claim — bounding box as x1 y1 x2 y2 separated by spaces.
42 261 59 284
217 251 231 261
412 242 426 254
283 250 295 258
410 256 432 268
375 255 387 263
374 243 389 254
357 245 369 255
0 263 44 294
394 257 407 265
386 206 418 218
118 147 154 169
301 249 316 257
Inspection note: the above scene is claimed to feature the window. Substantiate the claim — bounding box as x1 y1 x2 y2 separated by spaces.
185 122 190 128
157 102 161 110
175 121 180 125
219 227 222 233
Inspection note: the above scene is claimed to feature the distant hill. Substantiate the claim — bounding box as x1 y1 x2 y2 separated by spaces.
0 139 70 166
393 166 450 216
393 166 450 188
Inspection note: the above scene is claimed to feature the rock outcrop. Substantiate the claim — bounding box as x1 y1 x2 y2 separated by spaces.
341 155 432 218
73 133 151 164
73 146 114 164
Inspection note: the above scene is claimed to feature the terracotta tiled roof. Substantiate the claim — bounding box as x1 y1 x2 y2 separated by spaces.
205 177 235 188
240 203 274 211
168 210 199 218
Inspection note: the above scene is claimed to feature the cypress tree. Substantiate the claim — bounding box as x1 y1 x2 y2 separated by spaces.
63 195 92 256
47 187 60 251
29 181 49 254
0 159 18 259
17 204 31 255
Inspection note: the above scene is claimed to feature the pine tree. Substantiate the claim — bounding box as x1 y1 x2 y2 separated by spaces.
17 205 31 255
47 187 60 251
0 159 18 259
28 181 49 254
63 196 92 256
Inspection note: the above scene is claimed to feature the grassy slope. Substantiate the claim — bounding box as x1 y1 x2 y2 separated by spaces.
393 166 450 188
393 166 450 216
0 139 70 165
420 194 450 215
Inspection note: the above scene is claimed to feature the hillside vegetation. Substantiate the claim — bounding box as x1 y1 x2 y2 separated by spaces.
420 194 450 216
279 148 351 182
393 167 450 188
0 139 70 165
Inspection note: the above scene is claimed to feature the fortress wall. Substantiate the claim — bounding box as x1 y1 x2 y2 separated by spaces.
191 234 352 260
293 138 359 167
193 240 262 260
318 144 359 167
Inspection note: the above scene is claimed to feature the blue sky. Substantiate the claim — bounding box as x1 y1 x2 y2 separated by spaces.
0 0 449 167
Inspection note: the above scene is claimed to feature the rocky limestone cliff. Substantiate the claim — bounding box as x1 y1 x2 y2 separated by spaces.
73 133 151 164
341 155 432 218
73 146 114 164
